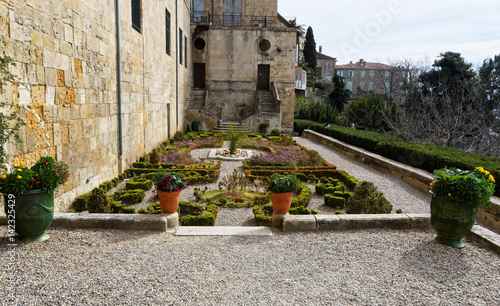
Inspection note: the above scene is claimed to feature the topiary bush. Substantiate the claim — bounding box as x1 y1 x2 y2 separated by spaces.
346 181 392 214
315 183 325 195
126 176 153 190
114 189 146 204
150 149 161 165
73 194 89 211
179 201 204 215
253 204 273 226
324 194 346 208
289 206 319 215
270 128 281 136
138 202 162 214
87 188 111 213
179 205 219 226
291 184 312 208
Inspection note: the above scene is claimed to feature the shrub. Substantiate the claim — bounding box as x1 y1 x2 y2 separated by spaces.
179 205 219 226
99 180 115 192
138 202 162 214
185 123 192 133
73 194 89 211
253 204 273 226
270 128 281 136
150 149 161 165
87 188 110 213
173 131 187 142
115 189 146 204
179 201 204 215
126 177 153 190
346 181 392 214
291 184 312 208
289 206 318 215
315 183 325 195
324 194 346 208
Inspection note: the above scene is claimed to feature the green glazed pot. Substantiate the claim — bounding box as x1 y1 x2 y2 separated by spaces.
430 194 478 248
3 189 54 242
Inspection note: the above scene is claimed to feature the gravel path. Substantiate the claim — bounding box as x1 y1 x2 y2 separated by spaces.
295 137 431 214
1 227 499 305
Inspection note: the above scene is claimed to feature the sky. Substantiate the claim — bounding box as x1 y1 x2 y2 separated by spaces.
277 0 500 68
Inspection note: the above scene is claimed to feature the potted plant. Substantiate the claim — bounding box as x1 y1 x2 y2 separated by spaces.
268 173 301 214
429 167 495 248
191 120 201 132
259 122 269 134
0 156 69 242
153 168 187 214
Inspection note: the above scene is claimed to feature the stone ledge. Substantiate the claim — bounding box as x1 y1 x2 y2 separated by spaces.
283 215 316 232
338 214 411 230
469 225 500 254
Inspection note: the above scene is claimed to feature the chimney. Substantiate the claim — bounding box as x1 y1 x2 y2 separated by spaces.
319 46 322 53
350 61 352 64
359 59 364 65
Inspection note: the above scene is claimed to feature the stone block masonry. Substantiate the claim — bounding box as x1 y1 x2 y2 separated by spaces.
0 0 191 212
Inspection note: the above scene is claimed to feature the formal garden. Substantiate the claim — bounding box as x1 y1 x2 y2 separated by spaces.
68 129 393 227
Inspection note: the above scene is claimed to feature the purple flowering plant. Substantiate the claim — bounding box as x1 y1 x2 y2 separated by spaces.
153 168 187 192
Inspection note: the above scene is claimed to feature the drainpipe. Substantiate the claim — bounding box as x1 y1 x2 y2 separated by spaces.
175 0 179 129
115 0 124 173
211 0 214 24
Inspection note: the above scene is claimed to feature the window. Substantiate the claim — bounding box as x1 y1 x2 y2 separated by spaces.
347 82 352 91
384 82 389 93
401 71 406 78
165 9 171 55
327 62 332 70
359 82 365 90
337 70 344 77
361 71 365 78
348 70 354 78
192 0 204 21
370 70 374 78
184 36 188 68
132 0 141 33
385 71 390 78
295 74 300 82
368 82 374 91
179 28 183 65
224 0 242 26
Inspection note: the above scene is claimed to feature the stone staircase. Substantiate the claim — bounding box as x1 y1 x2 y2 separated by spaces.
258 90 277 113
186 89 205 109
212 121 250 133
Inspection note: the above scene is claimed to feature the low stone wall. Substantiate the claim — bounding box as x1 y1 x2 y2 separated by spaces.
301 129 500 232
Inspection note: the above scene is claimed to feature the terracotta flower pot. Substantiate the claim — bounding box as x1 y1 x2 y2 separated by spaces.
157 190 181 214
271 191 293 214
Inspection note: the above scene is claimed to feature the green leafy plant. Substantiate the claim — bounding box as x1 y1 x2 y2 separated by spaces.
218 169 254 196
87 188 111 213
346 181 392 214
430 167 495 209
270 128 281 136
227 125 245 154
153 168 187 192
0 157 69 195
268 173 301 194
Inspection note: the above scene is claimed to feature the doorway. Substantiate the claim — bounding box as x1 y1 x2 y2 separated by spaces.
193 63 205 89
258 64 270 90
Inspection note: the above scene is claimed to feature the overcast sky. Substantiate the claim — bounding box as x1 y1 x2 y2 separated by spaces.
277 0 500 68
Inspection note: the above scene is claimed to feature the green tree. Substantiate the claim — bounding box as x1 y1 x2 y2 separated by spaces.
329 72 351 112
479 54 500 118
341 93 399 132
303 26 317 72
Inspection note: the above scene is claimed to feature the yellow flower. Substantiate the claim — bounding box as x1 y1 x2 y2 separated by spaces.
448 193 451 197
17 175 22 179
429 182 435 189
489 175 496 183
20 161 25 166
2 175 6 179
14 164 18 167
17 168 22 172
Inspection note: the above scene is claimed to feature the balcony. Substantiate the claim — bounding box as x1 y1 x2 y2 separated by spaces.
191 11 295 30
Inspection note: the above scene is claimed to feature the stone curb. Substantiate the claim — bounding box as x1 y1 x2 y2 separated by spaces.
0 213 177 231
301 129 500 233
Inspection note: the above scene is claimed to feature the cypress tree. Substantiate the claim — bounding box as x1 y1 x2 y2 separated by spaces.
304 26 317 71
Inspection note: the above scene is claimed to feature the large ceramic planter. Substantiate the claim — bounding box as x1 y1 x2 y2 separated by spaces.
271 192 293 214
3 189 54 242
157 190 181 214
430 194 478 248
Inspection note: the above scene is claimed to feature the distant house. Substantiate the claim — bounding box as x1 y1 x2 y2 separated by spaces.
336 59 407 102
316 48 337 81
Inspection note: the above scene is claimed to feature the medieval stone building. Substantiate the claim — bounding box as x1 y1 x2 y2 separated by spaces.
185 0 297 134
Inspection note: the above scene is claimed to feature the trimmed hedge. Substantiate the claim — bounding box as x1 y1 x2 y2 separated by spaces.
180 205 219 226
73 194 89 211
291 184 312 208
114 189 146 204
126 176 153 190
324 194 346 208
295 119 500 196
289 207 319 215
253 204 273 226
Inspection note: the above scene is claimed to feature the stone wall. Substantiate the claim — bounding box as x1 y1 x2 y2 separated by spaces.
0 0 190 212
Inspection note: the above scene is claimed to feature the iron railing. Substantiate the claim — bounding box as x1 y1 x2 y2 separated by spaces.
191 11 295 30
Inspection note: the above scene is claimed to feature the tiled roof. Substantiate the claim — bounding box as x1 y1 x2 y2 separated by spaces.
336 62 394 70
317 52 336 60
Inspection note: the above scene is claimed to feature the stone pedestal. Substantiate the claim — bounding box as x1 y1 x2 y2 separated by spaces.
162 212 179 228
272 213 288 230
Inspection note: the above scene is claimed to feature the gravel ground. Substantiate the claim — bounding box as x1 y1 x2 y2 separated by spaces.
0 227 499 305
